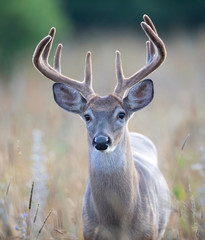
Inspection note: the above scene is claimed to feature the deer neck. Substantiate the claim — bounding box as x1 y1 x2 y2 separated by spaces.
87 128 137 223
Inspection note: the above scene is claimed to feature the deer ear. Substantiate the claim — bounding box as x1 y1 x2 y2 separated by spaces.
53 83 87 114
123 79 154 112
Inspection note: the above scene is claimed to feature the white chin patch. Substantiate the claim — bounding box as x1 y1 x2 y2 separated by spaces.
94 145 116 153
104 145 116 153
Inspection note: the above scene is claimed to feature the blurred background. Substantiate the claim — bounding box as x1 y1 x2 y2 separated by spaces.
0 0 205 239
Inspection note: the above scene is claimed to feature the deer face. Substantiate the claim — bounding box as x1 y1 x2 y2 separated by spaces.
33 15 164 152
53 79 154 152
83 95 128 151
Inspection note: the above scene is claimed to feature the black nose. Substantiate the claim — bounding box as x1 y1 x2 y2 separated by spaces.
93 136 111 151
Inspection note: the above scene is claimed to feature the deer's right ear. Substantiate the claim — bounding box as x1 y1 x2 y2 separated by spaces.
53 83 87 114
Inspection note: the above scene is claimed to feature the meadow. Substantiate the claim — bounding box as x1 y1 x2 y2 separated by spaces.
0 28 205 239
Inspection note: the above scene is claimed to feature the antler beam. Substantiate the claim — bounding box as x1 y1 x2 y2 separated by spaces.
32 28 95 100
113 15 166 98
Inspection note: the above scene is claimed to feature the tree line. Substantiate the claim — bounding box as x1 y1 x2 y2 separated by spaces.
0 0 205 76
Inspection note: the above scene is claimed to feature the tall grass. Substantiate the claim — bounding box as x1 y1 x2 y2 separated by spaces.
0 29 205 239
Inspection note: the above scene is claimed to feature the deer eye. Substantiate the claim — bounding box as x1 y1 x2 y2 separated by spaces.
118 112 125 120
84 114 91 122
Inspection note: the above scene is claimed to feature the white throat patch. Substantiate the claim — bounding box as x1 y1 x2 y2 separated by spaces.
90 147 124 173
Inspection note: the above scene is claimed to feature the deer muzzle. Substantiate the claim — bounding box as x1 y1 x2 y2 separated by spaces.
93 135 111 151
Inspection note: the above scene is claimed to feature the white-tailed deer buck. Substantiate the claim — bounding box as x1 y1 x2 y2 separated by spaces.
33 15 170 240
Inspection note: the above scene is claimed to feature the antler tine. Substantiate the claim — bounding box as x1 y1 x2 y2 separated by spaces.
32 28 95 100
115 50 124 86
42 27 56 62
113 15 166 99
143 14 158 34
32 35 52 70
54 44 63 73
83 51 95 96
146 41 152 64
84 52 92 86
141 19 166 64
144 14 157 61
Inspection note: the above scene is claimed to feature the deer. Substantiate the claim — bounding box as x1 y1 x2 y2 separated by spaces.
32 15 170 240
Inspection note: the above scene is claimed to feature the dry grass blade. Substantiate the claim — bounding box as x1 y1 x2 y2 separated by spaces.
55 229 64 235
55 229 78 240
0 232 5 240
36 209 53 240
5 177 12 197
29 181 34 210
181 133 190 151
26 182 35 239
33 204 40 223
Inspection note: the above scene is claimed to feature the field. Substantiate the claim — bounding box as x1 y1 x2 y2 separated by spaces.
0 28 205 239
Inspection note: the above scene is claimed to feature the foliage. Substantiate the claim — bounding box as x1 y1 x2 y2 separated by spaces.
0 0 69 76
63 0 205 30
1 0 205 77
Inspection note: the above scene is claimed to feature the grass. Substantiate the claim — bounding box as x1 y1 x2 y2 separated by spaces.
0 28 205 239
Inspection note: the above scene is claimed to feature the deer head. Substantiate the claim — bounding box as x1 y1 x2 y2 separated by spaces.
33 15 166 152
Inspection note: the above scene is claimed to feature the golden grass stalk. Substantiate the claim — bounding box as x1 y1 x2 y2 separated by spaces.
36 209 53 240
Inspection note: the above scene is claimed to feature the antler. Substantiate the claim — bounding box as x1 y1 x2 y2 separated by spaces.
32 28 95 100
114 15 166 98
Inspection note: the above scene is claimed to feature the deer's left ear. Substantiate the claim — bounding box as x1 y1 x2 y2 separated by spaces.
123 79 154 112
